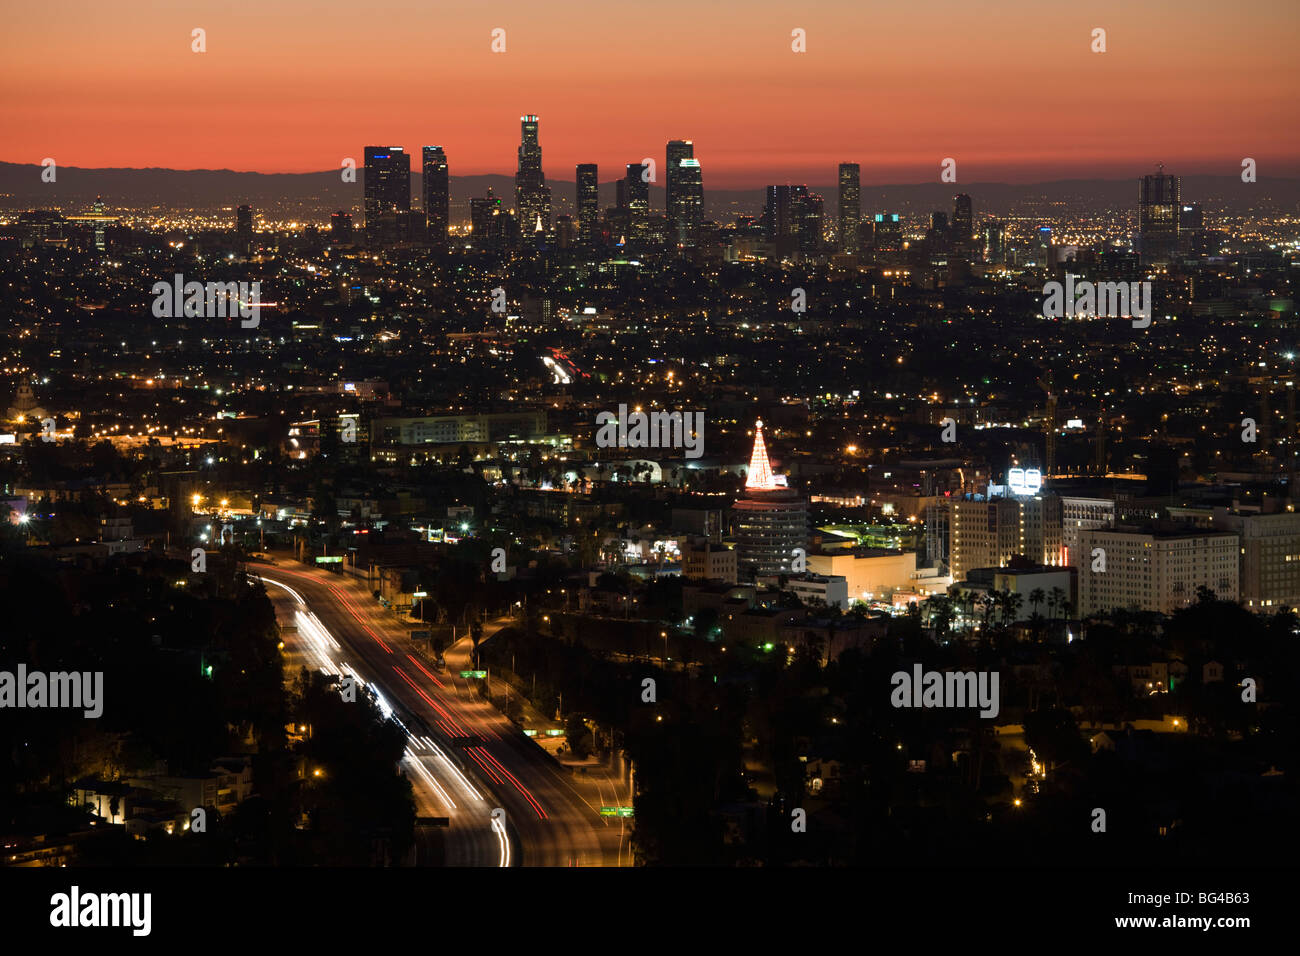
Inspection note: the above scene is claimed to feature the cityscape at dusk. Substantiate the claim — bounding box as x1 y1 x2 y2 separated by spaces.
1 0 1296 941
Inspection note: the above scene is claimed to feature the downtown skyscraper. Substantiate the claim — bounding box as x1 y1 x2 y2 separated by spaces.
665 140 694 239
422 146 449 251
837 163 860 254
625 163 650 239
576 163 599 243
515 115 551 235
1138 167 1180 265
363 146 410 244
669 158 703 248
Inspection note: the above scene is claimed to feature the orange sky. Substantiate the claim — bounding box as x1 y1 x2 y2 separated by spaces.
3 0 1298 186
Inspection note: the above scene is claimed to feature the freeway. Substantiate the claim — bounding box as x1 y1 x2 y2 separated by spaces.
255 555 624 867
261 572 504 867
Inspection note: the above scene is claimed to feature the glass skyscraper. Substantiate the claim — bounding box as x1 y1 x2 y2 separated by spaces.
576 163 599 243
515 115 551 235
837 163 860 254
363 146 410 244
422 146 449 251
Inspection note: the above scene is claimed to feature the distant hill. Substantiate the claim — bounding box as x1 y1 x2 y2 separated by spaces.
1 161 1295 222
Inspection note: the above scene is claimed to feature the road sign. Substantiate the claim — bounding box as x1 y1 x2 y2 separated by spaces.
314 556 343 564
600 807 634 818
459 670 487 679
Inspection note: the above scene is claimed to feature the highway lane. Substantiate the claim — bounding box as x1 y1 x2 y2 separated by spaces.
260 571 504 867
256 556 623 866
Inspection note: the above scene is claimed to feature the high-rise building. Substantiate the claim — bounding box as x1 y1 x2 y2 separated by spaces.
515 115 551 235
763 185 815 256
1138 168 1180 265
554 214 576 249
666 140 694 210
926 493 1063 582
421 146 449 251
666 140 695 237
951 194 973 257
670 158 703 248
576 163 599 242
624 163 650 239
800 192 824 254
732 420 808 575
236 204 253 242
982 220 1005 264
470 188 504 250
329 211 353 244
838 163 861 254
872 213 902 252
363 146 411 244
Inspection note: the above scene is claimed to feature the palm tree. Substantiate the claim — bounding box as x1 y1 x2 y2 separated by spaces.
1006 591 1024 627
1029 588 1045 619
1049 586 1067 621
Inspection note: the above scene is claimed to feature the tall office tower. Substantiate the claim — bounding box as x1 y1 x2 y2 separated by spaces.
665 139 694 234
421 146 449 251
982 220 1005 264
665 140 694 211
929 211 949 235
363 146 411 244
732 420 808 575
470 187 503 250
1138 167 1180 265
576 163 599 242
951 193 973 256
872 212 902 252
763 185 811 255
624 163 650 238
236 204 253 241
554 215 576 249
799 192 824 254
515 115 551 234
670 158 703 248
330 211 353 244
838 163 861 253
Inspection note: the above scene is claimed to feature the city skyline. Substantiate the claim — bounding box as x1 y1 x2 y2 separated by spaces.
4 1 1299 186
1 0 1296 929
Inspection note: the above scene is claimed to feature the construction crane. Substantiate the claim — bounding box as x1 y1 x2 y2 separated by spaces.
1037 371 1056 478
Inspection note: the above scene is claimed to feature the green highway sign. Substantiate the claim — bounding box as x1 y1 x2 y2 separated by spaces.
315 556 343 564
600 807 635 818
459 670 487 679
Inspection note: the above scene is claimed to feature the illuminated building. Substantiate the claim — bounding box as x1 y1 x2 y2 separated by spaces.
515 115 551 235
732 420 808 575
363 146 411 245
838 163 861 254
422 146 449 251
